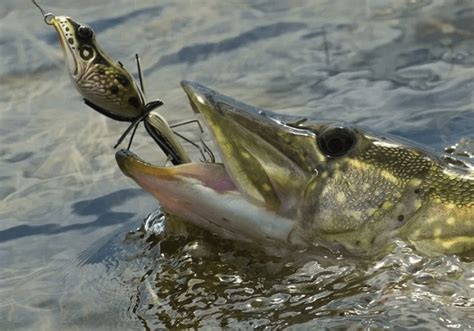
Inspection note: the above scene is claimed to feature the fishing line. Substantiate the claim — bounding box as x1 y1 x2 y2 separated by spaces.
31 0 54 25
31 0 46 16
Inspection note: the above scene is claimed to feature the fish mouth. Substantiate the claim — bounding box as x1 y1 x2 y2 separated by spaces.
115 81 318 244
181 81 318 212
117 81 316 214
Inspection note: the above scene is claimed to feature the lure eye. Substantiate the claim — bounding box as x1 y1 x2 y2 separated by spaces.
77 25 93 40
318 127 356 157
79 45 94 60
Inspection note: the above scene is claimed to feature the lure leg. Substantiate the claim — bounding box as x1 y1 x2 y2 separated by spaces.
127 123 140 150
113 100 164 149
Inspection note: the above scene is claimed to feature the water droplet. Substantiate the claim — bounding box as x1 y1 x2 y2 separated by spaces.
414 273 434 285
143 208 166 234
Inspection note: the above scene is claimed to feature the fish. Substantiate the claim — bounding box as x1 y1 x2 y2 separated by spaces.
116 81 473 256
32 1 191 164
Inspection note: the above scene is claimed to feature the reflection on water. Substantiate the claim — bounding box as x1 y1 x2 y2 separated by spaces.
124 219 473 329
0 0 473 329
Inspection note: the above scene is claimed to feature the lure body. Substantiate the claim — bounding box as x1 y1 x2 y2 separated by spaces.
43 11 191 164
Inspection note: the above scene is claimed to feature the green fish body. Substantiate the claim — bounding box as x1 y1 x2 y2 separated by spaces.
116 81 473 256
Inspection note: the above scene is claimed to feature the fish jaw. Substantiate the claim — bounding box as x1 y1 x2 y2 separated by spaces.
180 80 317 215
115 150 301 246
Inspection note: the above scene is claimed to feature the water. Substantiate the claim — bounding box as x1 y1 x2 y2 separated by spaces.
1 0 473 329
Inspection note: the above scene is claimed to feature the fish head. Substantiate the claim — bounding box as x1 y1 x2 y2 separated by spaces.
116 81 451 254
49 15 145 120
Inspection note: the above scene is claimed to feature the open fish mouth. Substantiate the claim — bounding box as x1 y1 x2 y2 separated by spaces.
114 81 247 201
116 80 313 215
115 81 306 246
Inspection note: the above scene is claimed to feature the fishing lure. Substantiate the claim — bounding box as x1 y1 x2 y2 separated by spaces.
32 1 214 164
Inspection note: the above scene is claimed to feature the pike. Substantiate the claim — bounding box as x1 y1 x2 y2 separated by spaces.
116 81 473 256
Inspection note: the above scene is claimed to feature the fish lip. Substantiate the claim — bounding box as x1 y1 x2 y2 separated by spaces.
115 149 143 178
115 149 238 193
115 149 170 177
115 149 172 179
180 80 215 114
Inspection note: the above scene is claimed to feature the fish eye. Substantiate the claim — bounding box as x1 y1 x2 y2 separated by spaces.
77 25 93 40
318 127 356 158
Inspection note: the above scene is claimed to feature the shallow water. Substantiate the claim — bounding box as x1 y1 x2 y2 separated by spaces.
1 0 473 329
